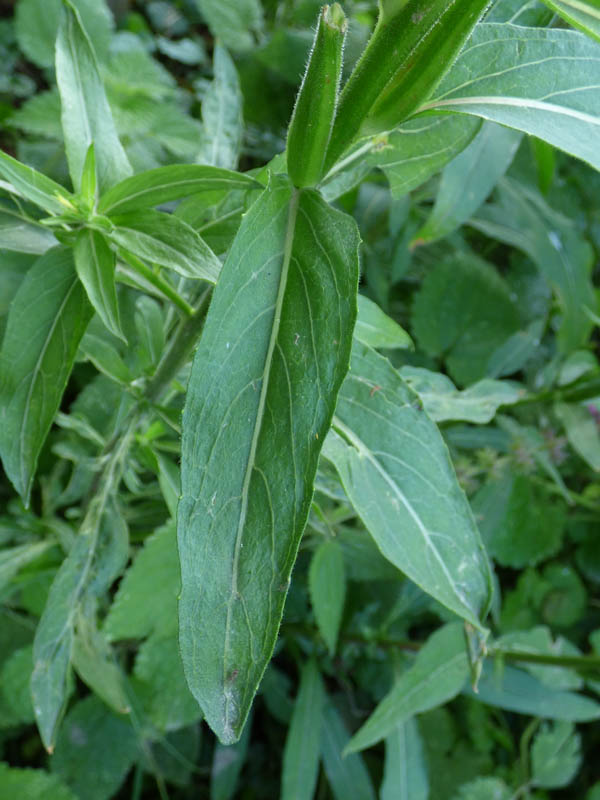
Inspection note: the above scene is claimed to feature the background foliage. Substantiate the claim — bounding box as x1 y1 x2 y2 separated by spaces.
1 0 600 798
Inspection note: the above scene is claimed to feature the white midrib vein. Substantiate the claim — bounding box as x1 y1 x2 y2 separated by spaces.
222 188 300 735
331 415 472 618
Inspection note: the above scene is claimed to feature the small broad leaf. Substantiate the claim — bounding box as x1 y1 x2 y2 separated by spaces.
200 44 244 170
399 367 523 424
540 0 600 43
555 402 600 471
412 122 521 246
309 539 346 655
420 24 600 173
281 660 325 800
74 230 124 341
465 662 600 721
50 696 138 800
0 247 92 502
0 763 77 800
72 614 129 716
108 209 221 283
355 294 413 350
471 179 596 352
195 0 263 52
0 150 75 215
452 777 511 800
381 718 428 800
98 164 259 216
321 701 376 800
323 343 493 629
178 177 359 744
531 721 582 788
56 1 132 193
346 623 470 753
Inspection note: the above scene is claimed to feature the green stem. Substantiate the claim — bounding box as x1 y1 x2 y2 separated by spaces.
494 648 600 672
511 376 600 408
118 249 195 318
145 288 212 404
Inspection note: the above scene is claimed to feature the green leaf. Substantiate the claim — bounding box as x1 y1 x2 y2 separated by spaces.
0 763 77 800
497 627 583 691
411 254 520 386
108 209 221 283
412 122 521 246
323 343 493 629
211 712 252 800
465 662 600 721
281 660 325 800
0 247 92 502
366 115 481 198
79 331 133 385
472 471 564 568
399 367 523 424
74 230 123 341
0 541 53 593
0 150 76 215
471 179 595 352
287 4 346 188
355 294 413 350
104 523 179 642
51 696 138 800
309 539 346 655
421 24 600 173
56 2 132 193
381 718 428 800
200 44 244 170
540 0 600 43
324 0 490 170
1 645 35 724
452 777 511 800
195 0 263 52
321 702 376 800
72 615 130 715
178 177 359 743
15 0 113 69
134 633 202 731
98 165 259 216
0 211 57 255
346 623 470 753
555 402 600 470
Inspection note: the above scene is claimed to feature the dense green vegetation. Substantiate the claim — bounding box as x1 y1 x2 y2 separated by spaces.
1 0 600 797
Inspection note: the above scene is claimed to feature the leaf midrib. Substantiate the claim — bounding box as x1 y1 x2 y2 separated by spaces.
222 187 300 736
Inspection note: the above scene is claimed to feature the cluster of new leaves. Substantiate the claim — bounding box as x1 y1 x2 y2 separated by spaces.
1 0 600 798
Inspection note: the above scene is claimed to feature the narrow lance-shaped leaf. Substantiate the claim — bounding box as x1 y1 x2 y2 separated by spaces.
98 164 260 216
418 24 600 173
381 718 429 800
346 623 470 753
108 209 222 283
200 44 244 171
56 1 132 193
0 149 75 215
74 230 124 341
412 122 522 247
320 701 376 800
324 0 490 172
286 3 346 188
323 342 493 629
309 539 346 655
0 247 93 503
178 176 359 744
281 660 325 800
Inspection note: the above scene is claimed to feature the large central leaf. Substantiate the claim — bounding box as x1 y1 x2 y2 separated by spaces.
178 176 359 743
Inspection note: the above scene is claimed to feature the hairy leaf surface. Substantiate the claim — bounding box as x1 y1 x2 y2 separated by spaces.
178 177 359 743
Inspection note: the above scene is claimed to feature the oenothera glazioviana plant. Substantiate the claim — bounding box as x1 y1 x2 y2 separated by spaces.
1 0 600 751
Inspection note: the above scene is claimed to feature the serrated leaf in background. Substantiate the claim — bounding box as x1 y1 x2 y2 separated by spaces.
412 255 520 386
531 721 582 788
50 696 138 800
309 539 346 655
